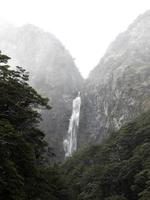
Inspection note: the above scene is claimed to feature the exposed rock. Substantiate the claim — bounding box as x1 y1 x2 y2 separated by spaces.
78 10 150 146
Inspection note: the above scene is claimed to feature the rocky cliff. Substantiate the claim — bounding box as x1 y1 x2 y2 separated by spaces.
0 24 83 160
78 10 150 146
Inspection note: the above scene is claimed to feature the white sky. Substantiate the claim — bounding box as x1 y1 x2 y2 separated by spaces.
0 0 150 78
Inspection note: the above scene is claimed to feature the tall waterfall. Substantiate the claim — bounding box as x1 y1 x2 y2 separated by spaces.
63 92 81 157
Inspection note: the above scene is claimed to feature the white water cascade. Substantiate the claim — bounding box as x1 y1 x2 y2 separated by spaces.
63 92 81 157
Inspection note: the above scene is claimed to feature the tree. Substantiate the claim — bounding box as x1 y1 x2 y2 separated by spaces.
0 51 69 200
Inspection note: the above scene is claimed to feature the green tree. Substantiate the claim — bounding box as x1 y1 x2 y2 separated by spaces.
0 51 68 200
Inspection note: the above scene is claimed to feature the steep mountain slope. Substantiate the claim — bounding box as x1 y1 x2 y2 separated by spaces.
0 24 83 160
78 10 150 146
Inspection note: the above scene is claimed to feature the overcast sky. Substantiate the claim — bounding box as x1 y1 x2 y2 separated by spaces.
0 0 150 77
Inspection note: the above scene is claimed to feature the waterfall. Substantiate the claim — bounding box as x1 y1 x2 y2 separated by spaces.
63 92 81 157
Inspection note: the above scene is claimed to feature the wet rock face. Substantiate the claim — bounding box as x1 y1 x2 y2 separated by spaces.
0 24 83 160
78 11 150 147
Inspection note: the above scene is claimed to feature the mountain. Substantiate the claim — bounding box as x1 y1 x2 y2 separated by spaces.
78 10 150 147
0 24 83 160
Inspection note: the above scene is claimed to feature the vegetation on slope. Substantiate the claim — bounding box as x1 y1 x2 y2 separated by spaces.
62 111 150 200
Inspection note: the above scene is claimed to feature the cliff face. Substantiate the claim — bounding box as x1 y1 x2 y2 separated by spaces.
78 11 150 146
1 10 150 158
0 24 83 160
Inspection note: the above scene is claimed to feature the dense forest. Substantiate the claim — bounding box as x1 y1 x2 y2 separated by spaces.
0 52 68 200
62 111 150 200
0 51 150 200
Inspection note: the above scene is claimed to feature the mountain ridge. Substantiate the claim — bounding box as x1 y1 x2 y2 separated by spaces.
78 10 150 147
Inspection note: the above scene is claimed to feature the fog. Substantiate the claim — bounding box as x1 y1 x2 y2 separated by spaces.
0 0 150 77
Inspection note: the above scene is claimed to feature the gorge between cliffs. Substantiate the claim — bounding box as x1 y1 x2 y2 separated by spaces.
0 8 150 200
